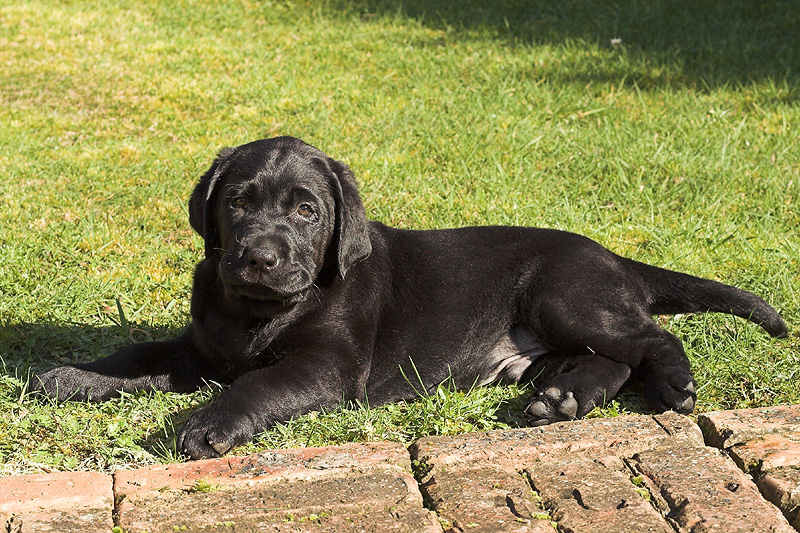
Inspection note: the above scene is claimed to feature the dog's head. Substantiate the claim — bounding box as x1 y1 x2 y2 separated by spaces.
188 136 372 316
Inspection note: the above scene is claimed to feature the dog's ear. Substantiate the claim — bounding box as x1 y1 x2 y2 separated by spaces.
188 147 236 258
320 156 372 279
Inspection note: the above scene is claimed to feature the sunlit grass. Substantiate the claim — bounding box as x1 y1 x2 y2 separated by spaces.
1 0 798 473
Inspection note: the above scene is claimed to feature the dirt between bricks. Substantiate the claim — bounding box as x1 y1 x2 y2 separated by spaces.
2 405 800 532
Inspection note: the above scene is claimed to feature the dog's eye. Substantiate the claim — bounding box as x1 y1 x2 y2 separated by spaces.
296 203 315 218
231 197 248 209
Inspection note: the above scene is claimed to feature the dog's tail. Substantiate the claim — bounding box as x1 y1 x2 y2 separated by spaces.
622 257 788 338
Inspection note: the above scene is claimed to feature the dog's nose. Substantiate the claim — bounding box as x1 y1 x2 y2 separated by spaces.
245 248 279 270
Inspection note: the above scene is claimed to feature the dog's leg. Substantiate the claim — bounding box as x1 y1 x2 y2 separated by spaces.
176 357 355 459
29 333 211 402
585 325 696 415
532 294 697 416
634 329 697 413
520 353 632 426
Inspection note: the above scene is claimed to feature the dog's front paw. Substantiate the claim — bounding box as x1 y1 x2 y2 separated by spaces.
29 366 108 402
177 402 256 460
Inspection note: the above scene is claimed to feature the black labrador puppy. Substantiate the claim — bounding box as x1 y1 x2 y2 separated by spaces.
32 136 788 459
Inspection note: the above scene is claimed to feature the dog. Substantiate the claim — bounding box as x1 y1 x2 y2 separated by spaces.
32 136 788 459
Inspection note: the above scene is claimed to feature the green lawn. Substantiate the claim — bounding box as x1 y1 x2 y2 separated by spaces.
1 0 798 474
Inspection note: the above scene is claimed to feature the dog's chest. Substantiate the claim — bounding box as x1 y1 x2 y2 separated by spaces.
478 326 550 386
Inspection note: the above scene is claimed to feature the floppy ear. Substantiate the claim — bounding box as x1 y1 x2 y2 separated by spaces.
321 156 372 279
188 147 236 258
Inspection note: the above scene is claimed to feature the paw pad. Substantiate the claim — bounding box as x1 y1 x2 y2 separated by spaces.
525 387 579 427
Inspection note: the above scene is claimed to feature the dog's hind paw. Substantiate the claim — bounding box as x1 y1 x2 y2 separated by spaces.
524 387 579 426
643 370 697 415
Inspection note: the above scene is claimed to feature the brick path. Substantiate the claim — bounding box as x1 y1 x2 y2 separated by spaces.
2 405 799 532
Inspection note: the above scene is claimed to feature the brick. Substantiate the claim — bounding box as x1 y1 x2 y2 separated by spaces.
114 440 410 499
698 406 800 528
114 442 441 533
0 471 113 532
758 468 800 530
526 454 672 532
418 464 554 533
727 431 800 473
726 432 800 528
737 448 800 526
118 470 439 532
410 413 703 469
630 446 794 532
410 414 704 533
698 404 800 449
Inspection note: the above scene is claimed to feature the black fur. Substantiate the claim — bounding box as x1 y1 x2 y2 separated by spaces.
32 136 788 459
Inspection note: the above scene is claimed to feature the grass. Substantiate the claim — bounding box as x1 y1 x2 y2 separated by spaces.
1 0 798 474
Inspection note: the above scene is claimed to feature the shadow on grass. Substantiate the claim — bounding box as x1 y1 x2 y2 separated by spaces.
0 320 181 375
0 321 215 468
336 0 799 93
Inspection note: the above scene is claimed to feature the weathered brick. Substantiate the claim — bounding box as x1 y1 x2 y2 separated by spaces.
114 440 410 498
118 469 439 532
758 468 800 530
114 441 440 533
0 471 113 532
418 464 554 533
699 404 800 449
5 409 798 532
726 432 800 528
727 431 800 473
410 413 703 469
630 445 795 532
411 414 705 532
526 454 672 532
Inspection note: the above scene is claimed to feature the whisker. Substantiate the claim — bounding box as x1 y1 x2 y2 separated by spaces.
310 283 323 306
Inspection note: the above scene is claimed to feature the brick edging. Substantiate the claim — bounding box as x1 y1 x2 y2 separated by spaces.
2 406 800 532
